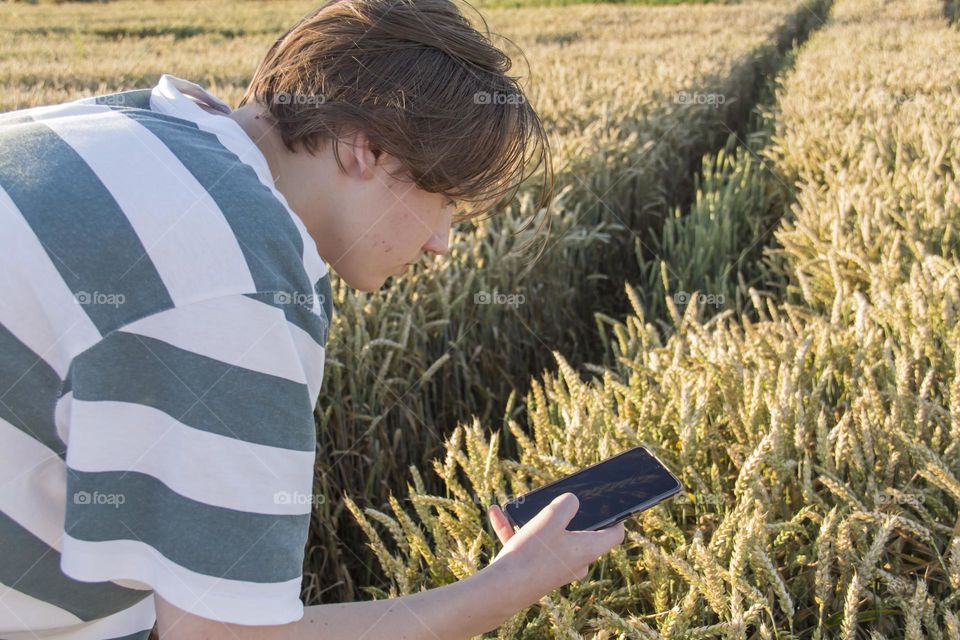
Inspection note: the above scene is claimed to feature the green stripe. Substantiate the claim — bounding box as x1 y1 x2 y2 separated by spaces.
0 121 174 335
105 631 152 640
69 330 316 452
118 110 315 299
0 322 65 456
0 113 35 127
0 511 152 621
93 89 153 111
315 272 334 329
65 470 310 583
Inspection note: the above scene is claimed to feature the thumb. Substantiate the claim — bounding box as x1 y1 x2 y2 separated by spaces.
542 492 580 530
578 520 627 558
601 521 627 546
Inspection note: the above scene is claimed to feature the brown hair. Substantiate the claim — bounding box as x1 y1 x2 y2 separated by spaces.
238 0 554 236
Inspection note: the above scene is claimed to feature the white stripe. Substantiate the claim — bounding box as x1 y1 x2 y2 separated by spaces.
0 185 102 377
150 75 329 288
60 535 303 626
120 294 307 385
0 588 155 640
287 321 327 406
0 100 112 125
66 400 315 516
54 391 72 454
0 580 83 634
0 416 149 600
0 417 67 551
39 107 257 306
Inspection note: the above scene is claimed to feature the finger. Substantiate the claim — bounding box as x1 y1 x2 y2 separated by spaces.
580 521 627 556
488 505 514 544
490 505 514 537
498 512 517 542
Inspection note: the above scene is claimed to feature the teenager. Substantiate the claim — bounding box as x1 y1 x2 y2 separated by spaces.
0 0 624 637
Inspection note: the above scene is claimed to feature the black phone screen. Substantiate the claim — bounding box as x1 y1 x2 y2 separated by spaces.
501 446 682 531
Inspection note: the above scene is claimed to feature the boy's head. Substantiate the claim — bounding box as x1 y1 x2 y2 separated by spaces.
234 0 554 292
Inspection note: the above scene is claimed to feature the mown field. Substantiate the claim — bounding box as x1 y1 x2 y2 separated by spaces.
5 0 958 637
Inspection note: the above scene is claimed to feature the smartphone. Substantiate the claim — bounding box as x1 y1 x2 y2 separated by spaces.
500 446 683 532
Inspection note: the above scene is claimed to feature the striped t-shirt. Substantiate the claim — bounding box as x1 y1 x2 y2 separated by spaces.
0 74 334 639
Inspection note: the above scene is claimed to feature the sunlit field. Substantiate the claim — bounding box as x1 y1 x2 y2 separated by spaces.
4 0 958 636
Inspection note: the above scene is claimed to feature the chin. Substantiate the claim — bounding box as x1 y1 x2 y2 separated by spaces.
353 280 383 293
349 273 392 293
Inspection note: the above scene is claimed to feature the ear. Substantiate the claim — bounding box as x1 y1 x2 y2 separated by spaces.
342 129 381 179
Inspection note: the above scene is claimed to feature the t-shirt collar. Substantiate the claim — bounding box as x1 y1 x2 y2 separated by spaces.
147 74 331 288
148 74 277 191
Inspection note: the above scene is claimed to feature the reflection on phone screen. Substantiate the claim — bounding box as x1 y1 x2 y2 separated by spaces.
503 447 681 531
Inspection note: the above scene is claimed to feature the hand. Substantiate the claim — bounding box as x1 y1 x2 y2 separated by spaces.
485 493 626 608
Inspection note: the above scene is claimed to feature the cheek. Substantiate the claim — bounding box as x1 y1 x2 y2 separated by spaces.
362 198 432 261
368 226 409 260
387 209 429 248
352 212 401 259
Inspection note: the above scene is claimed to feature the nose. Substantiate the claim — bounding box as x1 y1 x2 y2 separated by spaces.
422 206 453 256
422 229 450 256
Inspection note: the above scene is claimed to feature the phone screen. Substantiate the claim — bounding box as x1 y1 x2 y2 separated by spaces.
501 446 683 531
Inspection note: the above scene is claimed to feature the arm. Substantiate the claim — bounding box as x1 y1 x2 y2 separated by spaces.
296 558 516 639
155 494 626 640
156 558 517 640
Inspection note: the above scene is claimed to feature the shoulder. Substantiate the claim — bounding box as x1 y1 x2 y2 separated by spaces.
0 98 328 342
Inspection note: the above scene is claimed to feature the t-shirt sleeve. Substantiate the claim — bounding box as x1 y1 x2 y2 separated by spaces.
58 291 330 626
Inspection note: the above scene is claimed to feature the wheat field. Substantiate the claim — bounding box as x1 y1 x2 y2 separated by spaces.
4 0 816 600
4 0 958 636
345 0 960 635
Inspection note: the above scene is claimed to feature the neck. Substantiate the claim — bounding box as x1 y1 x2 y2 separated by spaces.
226 103 336 266
228 103 284 187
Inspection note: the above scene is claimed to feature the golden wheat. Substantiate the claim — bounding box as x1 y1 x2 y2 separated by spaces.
345 0 960 634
